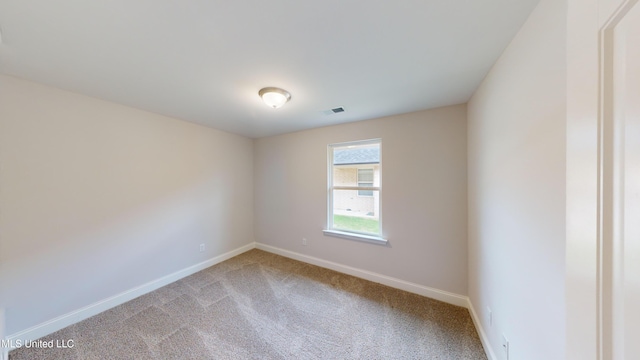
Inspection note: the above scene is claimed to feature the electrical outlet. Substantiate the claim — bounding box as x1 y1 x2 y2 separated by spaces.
502 334 509 359
199 243 205 252
302 238 307 246
487 307 492 327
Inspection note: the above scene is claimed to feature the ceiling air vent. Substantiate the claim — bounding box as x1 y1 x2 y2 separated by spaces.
322 107 346 116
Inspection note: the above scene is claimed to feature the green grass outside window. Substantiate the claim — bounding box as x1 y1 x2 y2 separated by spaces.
333 214 379 234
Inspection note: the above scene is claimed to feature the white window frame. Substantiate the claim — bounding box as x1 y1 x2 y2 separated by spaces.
323 139 387 245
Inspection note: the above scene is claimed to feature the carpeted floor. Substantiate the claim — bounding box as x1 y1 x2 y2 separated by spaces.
9 249 487 359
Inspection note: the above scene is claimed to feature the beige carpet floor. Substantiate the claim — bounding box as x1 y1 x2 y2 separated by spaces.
9 249 487 359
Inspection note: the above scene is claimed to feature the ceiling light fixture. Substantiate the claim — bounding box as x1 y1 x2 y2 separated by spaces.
259 87 291 109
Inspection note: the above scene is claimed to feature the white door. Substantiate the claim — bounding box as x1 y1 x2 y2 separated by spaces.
566 0 640 358
609 2 640 358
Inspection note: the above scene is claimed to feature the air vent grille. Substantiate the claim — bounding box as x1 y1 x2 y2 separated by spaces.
322 107 346 115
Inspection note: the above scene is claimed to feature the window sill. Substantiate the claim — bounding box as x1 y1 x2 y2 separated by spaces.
322 229 388 245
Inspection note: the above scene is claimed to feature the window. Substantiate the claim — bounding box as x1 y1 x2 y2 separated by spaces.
324 139 385 243
357 169 374 196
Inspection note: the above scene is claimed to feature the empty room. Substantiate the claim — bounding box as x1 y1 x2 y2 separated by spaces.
1 0 638 359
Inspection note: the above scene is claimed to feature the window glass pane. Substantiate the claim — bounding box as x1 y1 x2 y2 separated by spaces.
332 189 380 234
358 188 373 196
333 145 380 166
329 139 381 237
357 168 373 182
333 165 356 186
357 168 374 196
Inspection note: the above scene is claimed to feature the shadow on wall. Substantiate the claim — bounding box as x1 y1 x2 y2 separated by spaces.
2 175 234 336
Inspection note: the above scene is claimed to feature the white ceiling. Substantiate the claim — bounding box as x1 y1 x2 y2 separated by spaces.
0 0 539 138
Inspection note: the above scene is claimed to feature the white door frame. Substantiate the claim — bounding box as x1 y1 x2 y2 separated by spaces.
566 0 637 359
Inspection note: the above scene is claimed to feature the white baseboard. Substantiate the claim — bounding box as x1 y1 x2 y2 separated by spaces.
255 243 499 358
255 242 469 308
4 241 493 360
3 242 256 348
467 298 497 360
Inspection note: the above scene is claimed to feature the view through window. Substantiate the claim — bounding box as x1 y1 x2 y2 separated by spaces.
328 139 381 236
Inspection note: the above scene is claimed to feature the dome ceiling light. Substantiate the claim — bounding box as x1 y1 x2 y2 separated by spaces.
259 87 291 109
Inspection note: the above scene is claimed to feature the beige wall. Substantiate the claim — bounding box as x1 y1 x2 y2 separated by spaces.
467 0 567 358
254 105 468 295
0 75 254 335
